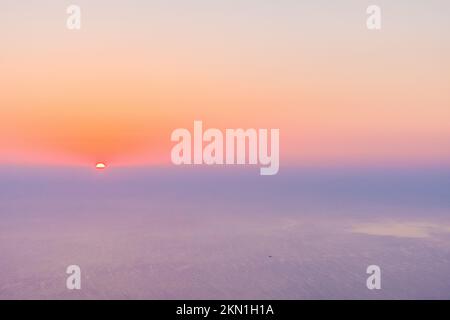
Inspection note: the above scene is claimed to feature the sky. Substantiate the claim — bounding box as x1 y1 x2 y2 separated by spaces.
1 0 450 167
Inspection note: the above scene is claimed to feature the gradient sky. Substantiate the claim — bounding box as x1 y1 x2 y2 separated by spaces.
1 0 449 167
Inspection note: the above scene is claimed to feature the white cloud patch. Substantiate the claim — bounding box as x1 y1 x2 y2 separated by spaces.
351 221 450 239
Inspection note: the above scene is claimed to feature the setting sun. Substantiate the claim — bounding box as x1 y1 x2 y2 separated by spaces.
95 163 106 169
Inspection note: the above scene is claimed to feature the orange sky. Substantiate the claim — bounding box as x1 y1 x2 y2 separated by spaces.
1 1 450 167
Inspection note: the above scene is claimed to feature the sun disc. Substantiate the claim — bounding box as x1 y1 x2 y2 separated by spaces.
95 162 106 169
